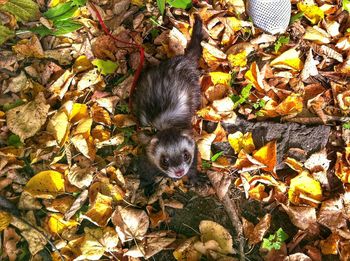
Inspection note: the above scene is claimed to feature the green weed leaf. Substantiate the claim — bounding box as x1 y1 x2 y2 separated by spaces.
8 134 23 148
262 228 289 251
211 151 223 162
274 35 290 53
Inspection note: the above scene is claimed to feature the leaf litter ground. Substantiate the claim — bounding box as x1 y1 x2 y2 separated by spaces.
1 0 350 260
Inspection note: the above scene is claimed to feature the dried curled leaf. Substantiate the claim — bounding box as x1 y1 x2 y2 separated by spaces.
6 93 49 142
199 220 234 255
112 206 149 243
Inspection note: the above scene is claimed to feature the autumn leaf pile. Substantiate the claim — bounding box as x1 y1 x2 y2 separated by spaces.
1 0 350 260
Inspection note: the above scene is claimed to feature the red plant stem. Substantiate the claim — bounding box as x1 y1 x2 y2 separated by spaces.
89 2 145 111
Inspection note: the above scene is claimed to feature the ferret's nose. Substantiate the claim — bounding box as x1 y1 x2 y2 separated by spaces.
175 169 185 177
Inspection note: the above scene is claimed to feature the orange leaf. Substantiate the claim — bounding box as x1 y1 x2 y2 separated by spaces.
252 140 277 175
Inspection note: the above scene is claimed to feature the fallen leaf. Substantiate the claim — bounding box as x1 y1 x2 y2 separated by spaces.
228 131 255 154
6 93 49 142
0 211 12 232
12 35 44 58
47 213 78 234
24 170 65 199
199 220 234 254
242 214 271 245
112 206 149 243
253 140 277 175
207 171 232 200
281 204 317 230
83 192 113 227
288 171 322 206
173 236 202 261
68 164 95 189
271 48 303 71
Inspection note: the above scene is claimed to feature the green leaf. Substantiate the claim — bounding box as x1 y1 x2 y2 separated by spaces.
43 2 73 19
347 28 350 33
92 59 119 75
72 0 87 6
343 0 350 12
167 0 192 9
52 19 83 35
8 134 23 148
0 25 15 45
261 228 289 251
290 12 304 23
241 84 252 100
343 122 350 129
29 26 53 37
211 151 223 162
0 0 40 22
202 160 212 170
156 0 165 15
2 99 25 111
274 35 290 53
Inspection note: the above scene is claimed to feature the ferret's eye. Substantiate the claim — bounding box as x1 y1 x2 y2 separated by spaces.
160 156 169 169
184 151 191 162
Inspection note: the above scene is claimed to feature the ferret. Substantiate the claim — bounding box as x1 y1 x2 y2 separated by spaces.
132 15 203 183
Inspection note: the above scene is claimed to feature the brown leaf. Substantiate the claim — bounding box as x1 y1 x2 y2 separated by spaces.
6 93 49 142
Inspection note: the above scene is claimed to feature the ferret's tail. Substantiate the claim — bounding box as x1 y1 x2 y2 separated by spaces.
186 15 203 60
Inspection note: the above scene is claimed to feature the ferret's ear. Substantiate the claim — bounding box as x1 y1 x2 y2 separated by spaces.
138 131 153 145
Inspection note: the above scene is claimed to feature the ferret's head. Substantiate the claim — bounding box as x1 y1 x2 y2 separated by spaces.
145 128 195 179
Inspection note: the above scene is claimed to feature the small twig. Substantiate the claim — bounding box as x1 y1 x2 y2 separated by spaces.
283 115 350 125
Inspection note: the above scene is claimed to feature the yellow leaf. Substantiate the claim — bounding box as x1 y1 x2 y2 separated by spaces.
297 2 324 24
199 220 234 254
228 131 255 154
288 171 322 206
275 94 303 116
71 134 96 160
173 236 202 261
84 192 113 227
304 26 330 44
48 213 78 234
73 55 93 73
225 16 243 31
209 72 232 86
244 62 264 92
270 48 304 71
73 117 93 136
24 170 65 199
228 50 247 67
249 183 268 201
0 211 12 232
69 103 88 123
47 110 70 146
